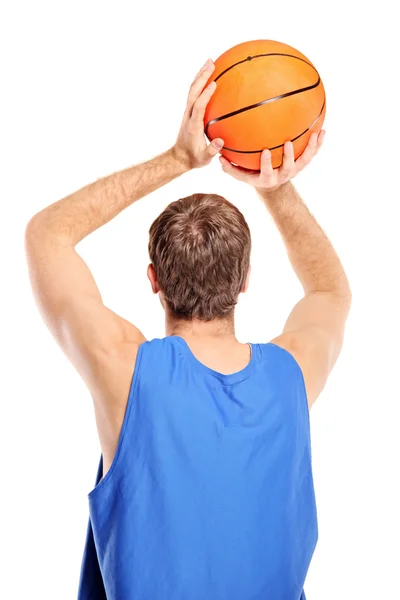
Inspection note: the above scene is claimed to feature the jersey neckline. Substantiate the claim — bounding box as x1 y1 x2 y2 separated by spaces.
171 335 260 386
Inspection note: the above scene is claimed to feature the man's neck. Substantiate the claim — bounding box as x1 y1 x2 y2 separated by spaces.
165 314 236 342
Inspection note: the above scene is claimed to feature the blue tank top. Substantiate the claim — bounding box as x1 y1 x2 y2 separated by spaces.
78 336 317 600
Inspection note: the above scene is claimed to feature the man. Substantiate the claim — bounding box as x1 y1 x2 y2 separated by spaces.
25 58 351 600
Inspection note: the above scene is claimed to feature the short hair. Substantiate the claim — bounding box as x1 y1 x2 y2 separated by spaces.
148 193 251 321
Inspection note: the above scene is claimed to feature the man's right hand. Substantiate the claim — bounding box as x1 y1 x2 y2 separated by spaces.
219 130 326 192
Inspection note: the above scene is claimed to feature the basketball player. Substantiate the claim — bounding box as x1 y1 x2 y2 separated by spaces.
25 58 351 599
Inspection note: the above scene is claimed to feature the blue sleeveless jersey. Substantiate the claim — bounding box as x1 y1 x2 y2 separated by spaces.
78 336 317 599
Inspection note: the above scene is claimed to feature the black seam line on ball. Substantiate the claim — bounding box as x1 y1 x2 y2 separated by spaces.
205 53 321 138
214 52 316 83
205 75 321 137
211 96 326 154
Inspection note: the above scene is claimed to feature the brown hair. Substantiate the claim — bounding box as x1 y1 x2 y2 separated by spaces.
148 193 251 321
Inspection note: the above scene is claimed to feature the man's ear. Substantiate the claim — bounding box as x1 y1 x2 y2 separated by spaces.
147 264 160 294
241 265 251 293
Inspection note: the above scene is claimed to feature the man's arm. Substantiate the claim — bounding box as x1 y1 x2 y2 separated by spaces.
220 132 351 408
25 58 223 391
259 179 351 407
25 57 224 470
24 147 187 385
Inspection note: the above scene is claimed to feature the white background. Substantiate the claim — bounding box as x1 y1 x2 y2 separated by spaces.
1 1 399 598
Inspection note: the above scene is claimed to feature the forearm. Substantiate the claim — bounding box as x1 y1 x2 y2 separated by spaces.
28 146 189 246
257 181 350 297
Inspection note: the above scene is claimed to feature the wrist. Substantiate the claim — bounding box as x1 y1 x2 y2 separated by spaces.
255 180 292 199
170 144 194 173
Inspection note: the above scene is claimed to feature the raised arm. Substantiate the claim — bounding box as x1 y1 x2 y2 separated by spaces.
25 57 225 470
25 58 223 389
259 179 351 407
220 133 351 408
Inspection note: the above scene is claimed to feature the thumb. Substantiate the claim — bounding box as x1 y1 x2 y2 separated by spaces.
206 138 224 159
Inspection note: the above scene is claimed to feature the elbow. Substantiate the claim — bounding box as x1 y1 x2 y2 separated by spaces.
25 212 48 251
340 276 352 308
330 273 352 310
332 285 352 313
346 288 353 312
26 210 45 232
25 216 37 245
25 216 36 240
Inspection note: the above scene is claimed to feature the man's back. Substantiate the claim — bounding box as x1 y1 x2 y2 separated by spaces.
78 336 317 600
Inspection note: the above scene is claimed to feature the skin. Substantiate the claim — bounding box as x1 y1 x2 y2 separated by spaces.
25 58 351 480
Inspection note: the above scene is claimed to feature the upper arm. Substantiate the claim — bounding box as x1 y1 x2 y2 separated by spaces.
270 290 352 408
25 217 146 393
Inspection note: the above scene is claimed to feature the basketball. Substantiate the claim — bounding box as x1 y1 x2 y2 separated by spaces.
204 40 326 170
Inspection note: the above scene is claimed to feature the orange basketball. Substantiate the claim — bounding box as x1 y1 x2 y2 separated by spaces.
204 40 326 170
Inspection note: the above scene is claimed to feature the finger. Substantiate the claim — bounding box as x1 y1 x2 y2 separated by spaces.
194 58 212 79
259 149 275 182
204 138 224 160
219 156 259 182
191 80 217 124
315 129 326 154
278 141 294 179
220 156 259 175
294 132 318 171
186 61 216 113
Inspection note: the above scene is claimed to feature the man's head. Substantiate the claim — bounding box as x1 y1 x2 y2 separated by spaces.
148 193 251 322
